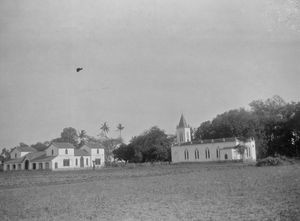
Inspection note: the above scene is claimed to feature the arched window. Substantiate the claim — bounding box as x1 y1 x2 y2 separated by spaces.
180 133 183 142
75 158 78 166
52 149 54 155
65 149 68 154
86 158 89 166
184 149 189 160
195 149 199 159
216 148 220 159
15 153 17 158
205 148 210 159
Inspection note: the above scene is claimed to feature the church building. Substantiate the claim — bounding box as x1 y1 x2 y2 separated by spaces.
171 114 256 163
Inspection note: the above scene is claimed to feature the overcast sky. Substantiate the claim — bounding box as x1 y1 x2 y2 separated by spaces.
0 0 299 149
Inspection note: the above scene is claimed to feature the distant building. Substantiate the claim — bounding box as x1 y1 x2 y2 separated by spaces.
171 115 256 163
3 142 105 171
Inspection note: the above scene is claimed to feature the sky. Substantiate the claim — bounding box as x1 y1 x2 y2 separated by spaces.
0 0 300 150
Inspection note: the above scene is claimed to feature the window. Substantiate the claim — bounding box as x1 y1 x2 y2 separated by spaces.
195 149 199 159
249 147 251 157
15 153 17 158
95 158 101 165
55 162 58 169
216 148 220 159
18 164 21 170
224 154 228 160
65 149 68 154
52 149 54 155
184 149 189 160
63 159 70 166
45 162 49 169
13 164 16 170
32 163 36 170
180 134 183 142
39 163 43 169
205 148 210 159
86 158 89 166
76 158 78 166
97 149 99 154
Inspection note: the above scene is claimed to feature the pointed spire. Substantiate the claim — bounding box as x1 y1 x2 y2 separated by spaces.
178 114 188 128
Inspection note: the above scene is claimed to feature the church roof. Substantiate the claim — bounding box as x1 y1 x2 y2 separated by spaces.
177 114 188 128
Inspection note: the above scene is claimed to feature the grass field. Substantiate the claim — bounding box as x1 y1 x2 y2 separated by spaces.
0 162 299 221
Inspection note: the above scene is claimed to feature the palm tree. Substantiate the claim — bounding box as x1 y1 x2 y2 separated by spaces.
117 123 125 138
78 130 87 146
100 122 110 138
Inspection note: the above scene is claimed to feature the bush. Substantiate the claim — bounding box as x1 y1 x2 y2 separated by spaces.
256 156 294 167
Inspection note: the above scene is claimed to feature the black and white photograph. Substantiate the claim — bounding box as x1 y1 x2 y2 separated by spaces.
0 0 299 220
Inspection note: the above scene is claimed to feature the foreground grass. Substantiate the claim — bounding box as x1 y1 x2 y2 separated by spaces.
0 162 299 221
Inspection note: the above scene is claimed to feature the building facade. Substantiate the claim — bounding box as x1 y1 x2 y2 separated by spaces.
171 115 256 163
3 142 105 171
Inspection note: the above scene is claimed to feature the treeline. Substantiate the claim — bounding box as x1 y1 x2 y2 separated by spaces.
194 95 300 158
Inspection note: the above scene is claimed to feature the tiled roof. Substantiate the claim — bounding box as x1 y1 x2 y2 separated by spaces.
177 114 188 128
84 142 103 149
74 149 90 156
4 157 25 164
25 151 46 161
16 146 36 152
51 142 76 149
30 155 56 163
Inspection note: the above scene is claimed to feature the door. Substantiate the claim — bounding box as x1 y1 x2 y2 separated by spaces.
25 160 29 170
80 156 84 168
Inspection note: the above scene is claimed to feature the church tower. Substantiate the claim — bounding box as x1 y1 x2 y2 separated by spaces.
176 114 191 144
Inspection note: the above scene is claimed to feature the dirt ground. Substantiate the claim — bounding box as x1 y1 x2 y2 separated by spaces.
0 162 299 221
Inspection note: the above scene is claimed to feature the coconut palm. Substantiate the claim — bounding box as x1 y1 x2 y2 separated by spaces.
100 122 110 137
117 123 125 138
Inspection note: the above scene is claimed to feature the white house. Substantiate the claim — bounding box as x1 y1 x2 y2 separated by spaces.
171 115 257 163
81 142 105 168
3 142 105 171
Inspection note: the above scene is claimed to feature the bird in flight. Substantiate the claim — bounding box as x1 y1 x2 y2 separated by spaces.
76 67 83 72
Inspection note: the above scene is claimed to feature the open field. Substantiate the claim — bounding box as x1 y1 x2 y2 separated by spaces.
0 162 299 221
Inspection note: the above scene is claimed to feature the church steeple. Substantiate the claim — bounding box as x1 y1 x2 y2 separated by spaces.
176 114 191 144
177 114 188 128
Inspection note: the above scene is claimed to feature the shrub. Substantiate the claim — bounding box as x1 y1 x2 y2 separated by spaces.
256 157 283 167
256 156 294 167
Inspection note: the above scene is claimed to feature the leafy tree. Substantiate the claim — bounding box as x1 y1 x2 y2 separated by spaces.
1 148 10 160
31 142 48 151
235 144 247 161
113 143 135 163
52 127 79 147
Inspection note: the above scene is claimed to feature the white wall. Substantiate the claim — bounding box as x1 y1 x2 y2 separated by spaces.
171 141 238 163
176 128 191 143
90 148 105 167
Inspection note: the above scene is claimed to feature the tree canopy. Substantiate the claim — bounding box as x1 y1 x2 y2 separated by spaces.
194 95 300 158
113 126 172 163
